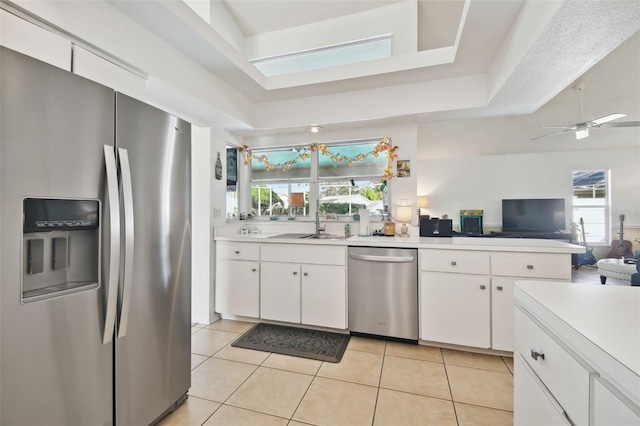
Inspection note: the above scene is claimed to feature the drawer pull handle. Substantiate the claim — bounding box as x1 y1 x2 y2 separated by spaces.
293 271 298 275
451 261 457 266
530 348 545 361
480 285 486 290
251 268 256 272
527 264 534 270
496 286 503 291
235 250 240 254
303 272 308 276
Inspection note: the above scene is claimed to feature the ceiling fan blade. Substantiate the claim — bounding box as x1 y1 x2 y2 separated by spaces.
597 121 640 128
590 113 626 125
530 129 573 140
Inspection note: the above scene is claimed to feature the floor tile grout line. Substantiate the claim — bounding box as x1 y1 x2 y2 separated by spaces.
442 358 460 426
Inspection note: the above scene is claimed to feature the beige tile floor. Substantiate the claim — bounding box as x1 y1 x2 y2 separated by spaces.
161 267 610 426
161 319 514 426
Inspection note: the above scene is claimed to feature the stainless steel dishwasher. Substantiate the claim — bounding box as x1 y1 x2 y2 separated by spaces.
348 247 418 341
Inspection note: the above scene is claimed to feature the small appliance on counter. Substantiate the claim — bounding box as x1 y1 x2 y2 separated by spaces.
420 217 453 237
358 208 371 236
383 221 396 236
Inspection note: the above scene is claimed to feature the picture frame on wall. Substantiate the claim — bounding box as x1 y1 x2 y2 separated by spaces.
397 160 410 177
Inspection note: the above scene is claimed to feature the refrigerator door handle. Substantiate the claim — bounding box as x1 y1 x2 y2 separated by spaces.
103 145 120 345
117 148 135 338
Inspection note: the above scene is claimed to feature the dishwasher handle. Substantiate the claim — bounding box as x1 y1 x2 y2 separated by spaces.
350 253 415 263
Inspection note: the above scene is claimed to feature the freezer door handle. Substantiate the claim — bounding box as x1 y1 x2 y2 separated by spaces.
349 254 415 263
117 148 135 338
103 145 120 345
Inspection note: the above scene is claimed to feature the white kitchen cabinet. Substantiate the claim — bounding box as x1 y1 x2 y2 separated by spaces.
215 242 260 318
514 353 572 426
491 277 515 351
514 281 640 426
260 243 347 329
420 249 491 348
419 247 573 351
514 308 591 426
420 271 491 348
301 264 346 329
491 253 569 352
260 262 301 323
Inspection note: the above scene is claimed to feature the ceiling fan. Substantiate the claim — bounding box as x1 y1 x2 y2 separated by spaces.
531 84 640 141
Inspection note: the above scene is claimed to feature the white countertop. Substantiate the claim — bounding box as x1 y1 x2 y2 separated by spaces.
515 281 640 400
215 233 585 254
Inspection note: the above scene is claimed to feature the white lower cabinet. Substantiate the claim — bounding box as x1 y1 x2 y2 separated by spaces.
491 277 515 351
215 242 260 318
301 264 346 329
419 249 572 350
514 353 572 426
260 261 346 329
260 262 301 323
420 271 490 348
215 259 260 318
514 284 640 426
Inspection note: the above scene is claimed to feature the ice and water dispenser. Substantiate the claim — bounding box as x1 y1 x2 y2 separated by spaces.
22 198 100 302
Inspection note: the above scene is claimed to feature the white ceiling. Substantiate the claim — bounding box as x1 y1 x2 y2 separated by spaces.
108 0 640 153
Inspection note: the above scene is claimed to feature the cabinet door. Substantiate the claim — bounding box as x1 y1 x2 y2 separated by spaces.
492 277 516 351
215 259 259 318
301 264 346 329
261 262 301 323
420 272 490 348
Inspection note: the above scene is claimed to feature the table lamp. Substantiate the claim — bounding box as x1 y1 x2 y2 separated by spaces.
397 205 412 237
417 196 428 220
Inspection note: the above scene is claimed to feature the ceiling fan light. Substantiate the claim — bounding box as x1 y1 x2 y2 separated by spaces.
592 113 626 125
576 128 589 139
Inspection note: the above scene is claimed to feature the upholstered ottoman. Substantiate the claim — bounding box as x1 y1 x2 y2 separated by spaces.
597 258 637 284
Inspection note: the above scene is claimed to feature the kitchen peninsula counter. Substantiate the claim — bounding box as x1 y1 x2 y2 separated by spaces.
514 281 640 424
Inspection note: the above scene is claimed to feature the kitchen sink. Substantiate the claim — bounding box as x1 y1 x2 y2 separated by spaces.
302 234 349 240
269 233 348 240
268 233 313 239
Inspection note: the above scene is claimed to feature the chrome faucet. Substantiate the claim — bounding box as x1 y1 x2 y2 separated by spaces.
315 199 326 235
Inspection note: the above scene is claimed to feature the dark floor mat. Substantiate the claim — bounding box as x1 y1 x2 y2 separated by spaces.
231 323 350 363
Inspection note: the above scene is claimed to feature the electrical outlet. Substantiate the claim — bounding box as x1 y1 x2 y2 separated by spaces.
213 207 222 218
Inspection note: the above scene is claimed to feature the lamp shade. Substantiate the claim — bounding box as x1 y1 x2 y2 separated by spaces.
289 192 305 207
397 205 412 223
417 196 428 208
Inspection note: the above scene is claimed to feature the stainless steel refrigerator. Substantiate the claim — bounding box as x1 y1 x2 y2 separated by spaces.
0 46 192 425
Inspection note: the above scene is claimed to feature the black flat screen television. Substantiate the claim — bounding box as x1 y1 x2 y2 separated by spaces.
501 198 566 233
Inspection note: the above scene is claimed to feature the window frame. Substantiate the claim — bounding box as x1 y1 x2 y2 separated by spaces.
248 139 389 220
572 169 610 245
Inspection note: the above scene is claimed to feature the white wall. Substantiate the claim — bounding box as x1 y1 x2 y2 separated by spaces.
416 147 640 231
191 126 213 324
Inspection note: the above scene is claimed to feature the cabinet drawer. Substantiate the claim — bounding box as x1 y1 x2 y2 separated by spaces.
420 249 490 274
514 308 591 426
514 353 572 426
261 244 346 266
492 253 569 280
217 242 260 261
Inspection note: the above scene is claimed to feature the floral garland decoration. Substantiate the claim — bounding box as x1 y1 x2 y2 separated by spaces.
239 136 399 180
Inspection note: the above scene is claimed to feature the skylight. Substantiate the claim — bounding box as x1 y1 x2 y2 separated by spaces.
251 35 392 77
